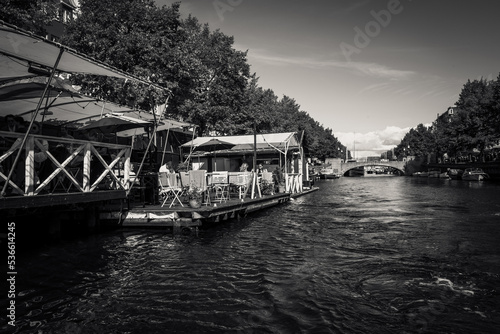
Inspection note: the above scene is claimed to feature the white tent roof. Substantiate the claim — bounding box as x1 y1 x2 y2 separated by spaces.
0 78 131 126
181 132 301 152
0 22 193 131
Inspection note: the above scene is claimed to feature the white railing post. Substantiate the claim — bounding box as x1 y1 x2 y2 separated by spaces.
123 148 131 190
25 135 35 196
83 142 92 192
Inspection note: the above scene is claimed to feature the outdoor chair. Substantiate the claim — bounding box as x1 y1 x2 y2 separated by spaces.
234 172 251 199
211 171 229 202
158 172 183 208
188 170 209 205
179 171 190 201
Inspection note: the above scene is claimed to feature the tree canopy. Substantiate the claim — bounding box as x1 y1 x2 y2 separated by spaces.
394 75 500 161
2 0 345 159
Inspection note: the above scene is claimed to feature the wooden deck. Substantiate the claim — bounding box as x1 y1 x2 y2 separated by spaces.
0 189 126 210
121 187 319 228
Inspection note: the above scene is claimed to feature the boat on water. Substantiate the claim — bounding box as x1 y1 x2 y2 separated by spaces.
439 172 450 178
461 168 489 181
428 169 450 178
319 166 340 179
447 168 464 180
412 171 429 177
320 172 340 179
428 169 441 178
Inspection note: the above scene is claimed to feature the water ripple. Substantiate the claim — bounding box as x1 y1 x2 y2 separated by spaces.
7 177 500 333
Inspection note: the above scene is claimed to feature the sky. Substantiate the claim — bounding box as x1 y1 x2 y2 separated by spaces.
155 0 500 158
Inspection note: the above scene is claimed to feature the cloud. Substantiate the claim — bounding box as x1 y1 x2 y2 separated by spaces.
336 125 410 158
243 48 415 80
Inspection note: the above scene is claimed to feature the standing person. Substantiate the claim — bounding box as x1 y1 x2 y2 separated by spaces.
272 166 282 192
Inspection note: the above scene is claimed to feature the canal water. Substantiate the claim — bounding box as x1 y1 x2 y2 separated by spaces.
5 176 500 333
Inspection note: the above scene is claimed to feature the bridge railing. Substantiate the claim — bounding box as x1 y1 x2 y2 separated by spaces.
0 131 131 196
340 160 406 174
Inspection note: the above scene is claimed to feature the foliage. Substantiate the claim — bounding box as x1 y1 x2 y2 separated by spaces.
176 161 189 172
61 0 177 111
187 184 203 201
394 124 435 158
0 0 60 36
226 76 345 160
394 75 500 161
260 179 274 195
5 0 346 161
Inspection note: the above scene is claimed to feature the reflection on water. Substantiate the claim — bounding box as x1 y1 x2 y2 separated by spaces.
4 177 500 333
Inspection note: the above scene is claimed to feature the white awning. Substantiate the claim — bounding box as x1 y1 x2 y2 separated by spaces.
181 132 300 153
0 22 163 89
0 22 193 129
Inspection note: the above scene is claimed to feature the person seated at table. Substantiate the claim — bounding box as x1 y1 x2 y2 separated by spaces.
257 163 267 174
57 126 75 152
159 161 174 174
60 126 74 139
133 134 148 150
1 114 21 133
239 162 249 172
29 122 53 185
1 115 25 146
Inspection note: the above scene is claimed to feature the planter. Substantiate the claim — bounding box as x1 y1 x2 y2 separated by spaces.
189 199 202 208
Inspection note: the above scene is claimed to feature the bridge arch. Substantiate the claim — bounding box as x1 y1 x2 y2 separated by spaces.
341 161 406 175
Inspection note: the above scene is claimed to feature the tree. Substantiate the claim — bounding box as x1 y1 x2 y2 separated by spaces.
486 74 500 142
394 73 500 161
172 17 250 135
26 0 344 159
0 0 59 36
62 0 180 111
454 78 496 159
395 124 434 158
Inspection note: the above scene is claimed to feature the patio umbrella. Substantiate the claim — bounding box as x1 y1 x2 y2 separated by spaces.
193 138 235 171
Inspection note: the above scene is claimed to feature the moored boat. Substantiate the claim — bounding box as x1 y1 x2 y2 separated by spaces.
428 169 441 178
461 168 489 181
319 166 340 179
447 168 463 180
438 172 450 178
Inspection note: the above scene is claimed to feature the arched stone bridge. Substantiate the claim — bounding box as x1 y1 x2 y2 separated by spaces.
341 160 406 175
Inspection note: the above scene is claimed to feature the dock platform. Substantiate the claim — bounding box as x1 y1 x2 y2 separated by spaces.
120 187 319 229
